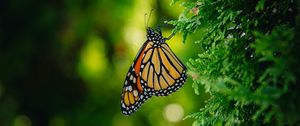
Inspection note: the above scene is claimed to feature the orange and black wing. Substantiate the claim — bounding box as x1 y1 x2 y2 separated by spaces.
140 42 187 96
121 40 187 115
120 41 153 115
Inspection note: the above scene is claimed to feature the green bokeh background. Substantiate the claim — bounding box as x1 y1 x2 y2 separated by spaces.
0 0 208 126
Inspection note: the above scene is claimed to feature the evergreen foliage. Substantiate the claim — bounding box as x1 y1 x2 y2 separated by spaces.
170 0 300 125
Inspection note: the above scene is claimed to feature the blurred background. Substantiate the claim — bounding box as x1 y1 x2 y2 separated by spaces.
0 0 208 126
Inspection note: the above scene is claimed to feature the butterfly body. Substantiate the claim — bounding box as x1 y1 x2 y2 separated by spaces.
121 27 187 115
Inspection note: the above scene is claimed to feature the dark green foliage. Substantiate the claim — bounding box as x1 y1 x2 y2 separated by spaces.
170 0 300 125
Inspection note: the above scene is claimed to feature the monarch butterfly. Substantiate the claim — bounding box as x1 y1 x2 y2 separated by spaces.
120 14 187 115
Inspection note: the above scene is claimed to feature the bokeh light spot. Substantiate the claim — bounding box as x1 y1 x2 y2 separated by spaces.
49 116 65 126
78 34 107 80
163 103 184 123
14 115 31 126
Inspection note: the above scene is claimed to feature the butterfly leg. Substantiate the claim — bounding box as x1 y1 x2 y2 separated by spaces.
155 26 163 36
165 32 176 40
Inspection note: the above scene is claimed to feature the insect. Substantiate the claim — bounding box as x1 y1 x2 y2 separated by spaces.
120 12 187 115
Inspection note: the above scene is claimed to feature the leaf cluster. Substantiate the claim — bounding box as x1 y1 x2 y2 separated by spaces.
170 0 300 125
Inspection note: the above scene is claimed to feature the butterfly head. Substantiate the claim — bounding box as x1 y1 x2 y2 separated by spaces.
146 27 164 43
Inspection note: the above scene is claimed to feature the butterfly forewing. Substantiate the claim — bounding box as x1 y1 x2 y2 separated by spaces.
140 43 187 96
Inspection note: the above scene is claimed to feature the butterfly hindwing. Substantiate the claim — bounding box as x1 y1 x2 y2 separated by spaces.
120 66 152 115
120 41 153 115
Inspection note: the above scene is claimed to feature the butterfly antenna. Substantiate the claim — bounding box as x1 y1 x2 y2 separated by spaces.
144 13 148 30
165 31 177 40
146 9 154 28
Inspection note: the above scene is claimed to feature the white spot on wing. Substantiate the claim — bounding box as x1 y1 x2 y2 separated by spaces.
128 86 132 91
133 90 138 96
133 77 136 83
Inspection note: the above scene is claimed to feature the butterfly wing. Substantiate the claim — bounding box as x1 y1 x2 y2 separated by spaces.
121 39 187 115
120 41 153 115
140 42 187 96
120 66 151 115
